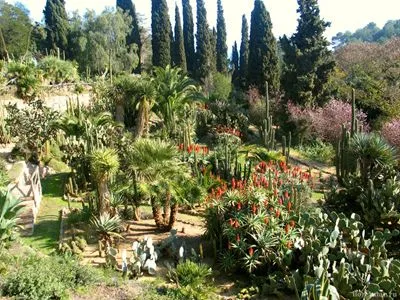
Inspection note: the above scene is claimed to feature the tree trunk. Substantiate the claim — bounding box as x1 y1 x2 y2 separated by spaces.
98 179 110 215
115 103 125 124
166 203 179 231
134 101 146 139
151 197 164 229
163 192 171 226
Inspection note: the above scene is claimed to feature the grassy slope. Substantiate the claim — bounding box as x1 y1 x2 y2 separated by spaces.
22 173 80 253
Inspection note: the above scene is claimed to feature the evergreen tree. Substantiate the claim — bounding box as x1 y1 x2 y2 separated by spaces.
216 0 228 73
173 5 187 72
151 0 171 68
248 0 279 94
182 0 195 74
239 14 249 90
210 27 217 73
116 0 142 73
43 0 69 53
281 0 335 107
231 42 240 87
195 0 212 79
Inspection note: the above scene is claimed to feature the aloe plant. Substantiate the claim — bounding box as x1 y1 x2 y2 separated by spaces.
0 191 24 246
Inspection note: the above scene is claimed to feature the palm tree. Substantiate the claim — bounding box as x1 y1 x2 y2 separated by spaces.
153 66 199 137
90 148 120 215
131 76 157 139
125 138 189 230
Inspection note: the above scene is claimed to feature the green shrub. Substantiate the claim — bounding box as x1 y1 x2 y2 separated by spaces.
38 56 79 84
297 139 335 164
6 61 41 99
2 254 101 300
208 72 232 101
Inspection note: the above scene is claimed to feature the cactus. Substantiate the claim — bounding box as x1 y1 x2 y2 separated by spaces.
335 89 360 184
261 82 276 151
129 237 158 276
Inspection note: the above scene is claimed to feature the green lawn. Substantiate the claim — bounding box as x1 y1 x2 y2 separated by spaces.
22 173 80 254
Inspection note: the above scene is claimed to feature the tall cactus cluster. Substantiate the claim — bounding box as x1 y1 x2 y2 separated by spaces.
335 89 360 184
261 82 275 151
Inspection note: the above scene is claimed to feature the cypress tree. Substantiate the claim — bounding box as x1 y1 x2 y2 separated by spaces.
116 0 142 73
281 0 335 107
43 0 69 54
209 27 217 73
231 42 240 87
195 0 212 79
216 0 228 74
173 5 187 72
248 0 279 94
151 0 171 68
239 14 249 89
182 0 195 74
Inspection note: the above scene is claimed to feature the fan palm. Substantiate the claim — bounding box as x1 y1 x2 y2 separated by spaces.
90 148 120 215
125 138 189 230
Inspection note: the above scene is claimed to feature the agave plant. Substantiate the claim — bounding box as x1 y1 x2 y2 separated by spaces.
90 213 123 249
0 190 24 246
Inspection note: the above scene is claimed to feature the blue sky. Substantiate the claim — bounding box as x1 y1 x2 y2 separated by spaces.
8 0 400 47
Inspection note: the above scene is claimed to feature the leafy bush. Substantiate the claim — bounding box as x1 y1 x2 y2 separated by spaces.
166 260 215 300
287 99 368 143
205 72 232 101
381 118 400 148
6 61 41 99
2 254 101 300
297 139 335 164
38 56 79 84
204 160 312 273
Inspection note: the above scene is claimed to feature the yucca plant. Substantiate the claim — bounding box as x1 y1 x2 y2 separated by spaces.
90 213 123 249
90 148 120 215
0 190 24 246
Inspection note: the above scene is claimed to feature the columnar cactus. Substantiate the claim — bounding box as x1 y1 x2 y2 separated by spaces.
261 82 275 151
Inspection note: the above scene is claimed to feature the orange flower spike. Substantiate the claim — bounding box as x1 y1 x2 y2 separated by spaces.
237 202 242 210
289 220 295 228
275 209 281 218
236 234 241 242
229 218 234 226
264 217 269 225
286 241 293 249
284 191 289 199
274 189 278 197
287 201 292 212
249 247 254 256
251 204 257 214
278 198 283 205
285 224 290 234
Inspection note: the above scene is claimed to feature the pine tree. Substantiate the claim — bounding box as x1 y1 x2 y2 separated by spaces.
239 14 249 89
116 0 142 73
151 0 171 68
182 0 195 74
43 0 69 54
195 0 212 79
216 0 228 74
231 42 240 87
173 5 187 72
248 0 279 94
281 0 335 107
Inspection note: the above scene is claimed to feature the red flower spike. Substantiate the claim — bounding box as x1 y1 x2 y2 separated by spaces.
251 204 257 214
237 202 242 210
236 234 240 242
249 247 254 256
275 209 281 218
264 217 269 225
274 189 278 197
278 198 283 205
289 220 295 228
284 191 289 199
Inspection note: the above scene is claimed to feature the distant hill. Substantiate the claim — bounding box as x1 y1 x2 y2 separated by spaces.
332 20 400 47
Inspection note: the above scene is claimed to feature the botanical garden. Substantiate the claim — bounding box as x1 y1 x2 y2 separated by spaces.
0 0 400 299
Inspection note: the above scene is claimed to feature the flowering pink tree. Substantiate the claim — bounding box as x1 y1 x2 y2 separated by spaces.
287 99 368 143
381 119 400 148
